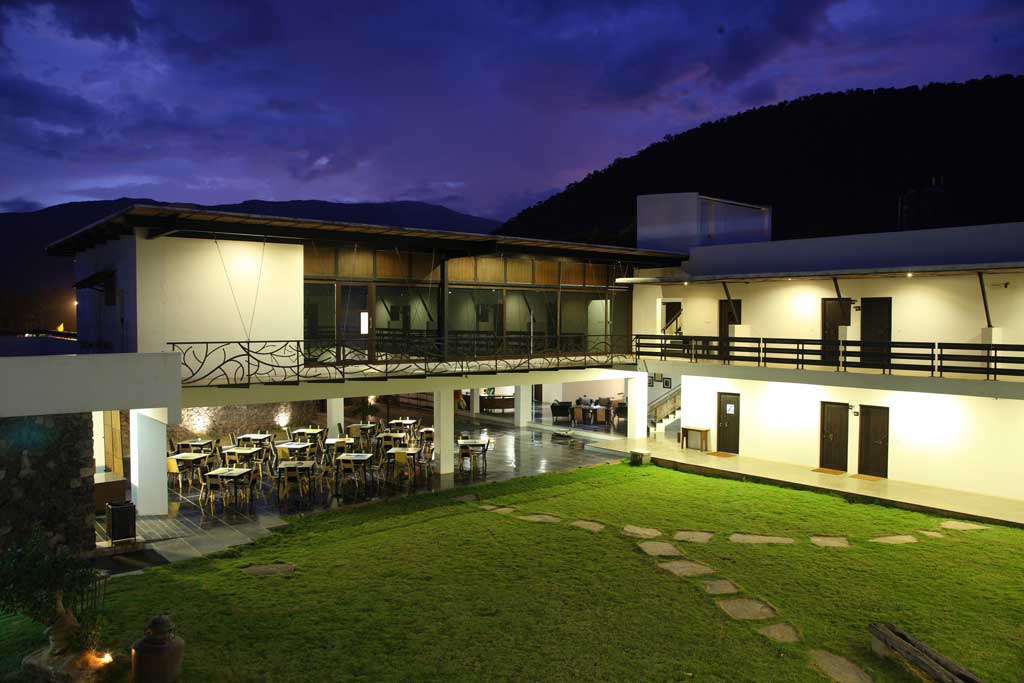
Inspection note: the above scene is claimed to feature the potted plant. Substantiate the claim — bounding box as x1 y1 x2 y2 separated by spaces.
0 530 99 671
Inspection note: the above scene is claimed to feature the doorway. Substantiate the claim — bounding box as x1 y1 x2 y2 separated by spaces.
662 301 682 335
821 298 851 366
716 392 740 454
857 405 889 478
860 297 892 369
818 401 849 471
717 299 742 359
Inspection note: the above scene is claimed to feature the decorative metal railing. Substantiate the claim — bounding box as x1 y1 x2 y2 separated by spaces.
169 332 635 387
635 334 1024 381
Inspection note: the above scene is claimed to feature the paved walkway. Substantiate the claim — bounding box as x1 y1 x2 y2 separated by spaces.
585 436 1024 527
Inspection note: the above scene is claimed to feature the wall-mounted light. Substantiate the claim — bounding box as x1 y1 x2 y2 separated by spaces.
906 272 914 278
683 282 689 286
360 311 369 335
276 410 290 428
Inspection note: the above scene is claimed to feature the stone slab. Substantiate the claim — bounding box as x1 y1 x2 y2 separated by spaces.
918 530 944 538
703 579 739 595
517 514 561 523
717 598 777 620
453 494 479 503
809 649 873 683
478 504 498 511
570 520 604 533
869 535 917 544
674 530 714 544
638 540 682 556
658 559 715 577
492 507 516 515
150 537 202 564
241 563 296 577
811 536 850 548
758 623 800 643
940 520 989 531
622 525 662 538
729 533 794 545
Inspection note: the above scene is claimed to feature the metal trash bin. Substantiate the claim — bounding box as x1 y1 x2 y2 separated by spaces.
629 450 651 466
106 500 137 544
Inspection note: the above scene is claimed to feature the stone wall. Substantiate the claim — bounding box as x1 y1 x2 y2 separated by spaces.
0 413 94 553
166 400 327 443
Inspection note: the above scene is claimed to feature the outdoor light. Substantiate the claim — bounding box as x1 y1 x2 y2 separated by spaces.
276 410 290 428
360 311 369 334
907 272 914 278
684 282 689 286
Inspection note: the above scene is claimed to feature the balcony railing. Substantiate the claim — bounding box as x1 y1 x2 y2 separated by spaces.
635 334 1024 381
169 332 634 387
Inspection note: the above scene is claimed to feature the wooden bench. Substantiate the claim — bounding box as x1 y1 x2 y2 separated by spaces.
869 623 982 683
678 426 710 452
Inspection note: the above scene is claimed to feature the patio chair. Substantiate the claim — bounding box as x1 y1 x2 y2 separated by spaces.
417 444 435 479
336 457 363 497
391 451 414 489
337 422 345 439
166 456 185 492
276 464 308 505
573 406 584 425
199 472 227 511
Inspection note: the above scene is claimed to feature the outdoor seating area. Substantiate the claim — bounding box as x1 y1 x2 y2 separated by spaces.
165 416 498 514
549 396 626 432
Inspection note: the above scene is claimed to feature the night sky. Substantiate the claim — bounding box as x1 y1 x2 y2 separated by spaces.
1 1 1022 220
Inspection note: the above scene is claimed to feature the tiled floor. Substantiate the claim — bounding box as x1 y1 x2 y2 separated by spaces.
587 433 1024 527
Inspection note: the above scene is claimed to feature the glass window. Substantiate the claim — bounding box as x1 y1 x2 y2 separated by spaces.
303 282 335 340
609 290 632 353
338 285 369 338
505 290 557 355
560 291 608 352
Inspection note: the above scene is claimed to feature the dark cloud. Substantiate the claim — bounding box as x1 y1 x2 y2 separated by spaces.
0 196 42 212
0 0 1020 218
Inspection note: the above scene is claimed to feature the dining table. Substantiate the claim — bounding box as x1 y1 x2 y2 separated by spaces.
238 433 273 442
292 427 325 438
178 438 213 451
222 445 262 465
334 452 373 494
207 466 254 509
170 452 209 483
275 460 317 502
386 446 421 479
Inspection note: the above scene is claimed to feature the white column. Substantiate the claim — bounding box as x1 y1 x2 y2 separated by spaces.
626 374 648 440
129 407 169 516
327 398 345 436
469 388 480 414
92 411 106 472
433 390 454 476
513 384 531 428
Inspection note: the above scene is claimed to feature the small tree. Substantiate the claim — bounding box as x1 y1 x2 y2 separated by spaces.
0 530 97 657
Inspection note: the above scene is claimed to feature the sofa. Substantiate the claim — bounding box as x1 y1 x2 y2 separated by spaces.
550 401 573 425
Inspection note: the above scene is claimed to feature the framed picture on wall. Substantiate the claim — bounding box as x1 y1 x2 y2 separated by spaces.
647 376 654 387
654 372 663 382
662 378 672 389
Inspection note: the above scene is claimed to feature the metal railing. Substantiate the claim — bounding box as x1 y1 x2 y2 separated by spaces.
635 334 1024 381
169 332 635 387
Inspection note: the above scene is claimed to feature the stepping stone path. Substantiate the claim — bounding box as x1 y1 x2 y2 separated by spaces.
809 649 873 683
658 559 715 577
517 514 561 523
717 598 777 620
940 520 988 531
622 525 661 538
758 623 800 643
703 579 739 595
492 507 517 515
870 535 917 545
570 520 604 533
478 504 498 511
638 540 682 557
730 533 795 545
674 530 713 543
918 530 943 538
241 563 296 577
811 536 850 548
453 494 479 503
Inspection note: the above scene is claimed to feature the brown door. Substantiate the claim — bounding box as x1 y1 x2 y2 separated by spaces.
716 392 740 454
858 405 889 477
821 298 851 365
860 297 892 369
819 402 849 470
718 300 742 359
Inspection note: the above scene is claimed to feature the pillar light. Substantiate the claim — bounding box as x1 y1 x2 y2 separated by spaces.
360 311 369 334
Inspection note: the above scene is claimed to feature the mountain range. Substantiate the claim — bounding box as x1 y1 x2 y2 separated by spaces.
0 198 499 331
500 75 1024 246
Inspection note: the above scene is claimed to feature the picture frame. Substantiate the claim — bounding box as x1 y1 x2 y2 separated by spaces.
662 378 672 389
647 376 654 387
653 372 663 382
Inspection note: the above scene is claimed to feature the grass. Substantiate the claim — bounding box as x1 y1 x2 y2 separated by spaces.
2 463 1022 681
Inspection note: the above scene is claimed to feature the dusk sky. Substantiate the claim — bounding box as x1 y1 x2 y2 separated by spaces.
1 1 1021 220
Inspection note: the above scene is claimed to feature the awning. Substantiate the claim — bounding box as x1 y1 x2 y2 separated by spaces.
73 269 115 291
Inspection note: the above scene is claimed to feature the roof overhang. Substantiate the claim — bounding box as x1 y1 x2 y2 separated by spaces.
617 262 1024 285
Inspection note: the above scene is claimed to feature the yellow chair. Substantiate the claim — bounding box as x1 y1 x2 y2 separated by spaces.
166 456 185 492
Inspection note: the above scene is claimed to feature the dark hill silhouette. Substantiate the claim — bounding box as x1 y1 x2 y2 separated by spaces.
499 75 1024 246
0 198 499 331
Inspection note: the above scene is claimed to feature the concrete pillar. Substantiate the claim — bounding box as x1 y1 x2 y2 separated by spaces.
513 384 531 428
327 398 345 436
469 388 480 414
433 389 454 476
129 407 169 516
626 374 648 440
92 411 106 472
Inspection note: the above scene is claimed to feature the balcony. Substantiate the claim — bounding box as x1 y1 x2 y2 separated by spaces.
635 335 1024 381
169 332 634 387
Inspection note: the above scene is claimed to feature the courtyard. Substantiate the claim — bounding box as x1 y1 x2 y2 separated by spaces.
3 463 1022 682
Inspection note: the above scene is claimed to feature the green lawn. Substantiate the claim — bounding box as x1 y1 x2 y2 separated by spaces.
3 464 1022 682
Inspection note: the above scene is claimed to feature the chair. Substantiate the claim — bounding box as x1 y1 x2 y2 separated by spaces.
335 456 363 497
457 444 474 478
594 406 607 426
337 422 345 439
391 451 414 489
550 401 572 425
166 456 185 492
573 406 584 425
199 472 227 511
276 463 308 505
417 444 435 479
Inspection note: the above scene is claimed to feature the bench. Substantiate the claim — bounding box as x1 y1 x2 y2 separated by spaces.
869 623 983 683
678 426 710 452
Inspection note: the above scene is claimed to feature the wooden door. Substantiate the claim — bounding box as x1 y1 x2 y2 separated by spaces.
819 402 849 470
860 297 892 369
858 405 889 478
821 298 851 365
716 392 740 454
718 300 742 359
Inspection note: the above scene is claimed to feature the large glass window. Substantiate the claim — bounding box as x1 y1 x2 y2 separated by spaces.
560 291 608 352
376 285 439 355
505 290 557 354
338 285 369 338
609 289 632 353
303 282 335 340
447 288 504 356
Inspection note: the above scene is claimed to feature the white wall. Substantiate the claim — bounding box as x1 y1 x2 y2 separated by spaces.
136 236 303 352
677 373 1024 501
74 237 138 352
553 379 625 403
633 272 1024 344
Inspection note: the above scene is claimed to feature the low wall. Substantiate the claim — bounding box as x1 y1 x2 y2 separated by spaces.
0 413 95 553
165 401 326 442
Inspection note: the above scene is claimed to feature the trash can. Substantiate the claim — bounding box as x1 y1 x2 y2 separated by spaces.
106 500 137 544
629 450 651 466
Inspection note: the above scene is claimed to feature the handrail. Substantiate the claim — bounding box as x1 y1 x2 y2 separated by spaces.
636 334 1024 382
